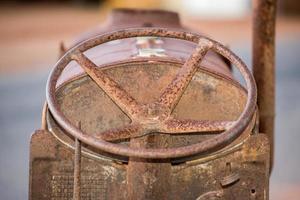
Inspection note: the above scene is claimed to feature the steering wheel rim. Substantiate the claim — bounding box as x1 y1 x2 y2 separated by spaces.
46 28 257 159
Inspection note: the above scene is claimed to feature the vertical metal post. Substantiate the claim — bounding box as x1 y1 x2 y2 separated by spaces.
73 122 82 200
127 135 171 200
252 0 277 171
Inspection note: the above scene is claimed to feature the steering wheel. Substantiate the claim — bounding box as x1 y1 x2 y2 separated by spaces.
46 28 257 159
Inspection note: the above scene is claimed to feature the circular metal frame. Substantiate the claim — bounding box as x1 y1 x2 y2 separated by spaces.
46 28 257 159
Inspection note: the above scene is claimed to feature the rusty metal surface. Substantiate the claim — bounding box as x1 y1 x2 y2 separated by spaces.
46 28 257 159
170 134 270 200
47 59 250 160
45 53 258 199
58 8 232 84
45 50 258 200
28 8 272 200
29 130 269 199
29 130 127 200
74 9 183 44
73 129 82 200
253 0 277 172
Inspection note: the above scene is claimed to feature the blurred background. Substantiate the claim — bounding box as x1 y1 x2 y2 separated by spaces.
0 0 299 199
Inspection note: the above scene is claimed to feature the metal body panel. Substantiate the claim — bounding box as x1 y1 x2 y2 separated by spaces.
30 130 127 200
30 130 269 199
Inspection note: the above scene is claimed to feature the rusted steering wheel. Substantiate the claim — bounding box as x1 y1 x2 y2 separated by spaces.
46 28 257 159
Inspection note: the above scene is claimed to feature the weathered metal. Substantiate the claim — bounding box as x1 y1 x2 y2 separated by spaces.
253 0 277 172
73 122 82 200
46 29 257 159
29 8 272 200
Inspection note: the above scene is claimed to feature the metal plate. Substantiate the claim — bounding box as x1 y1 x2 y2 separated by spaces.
29 130 269 199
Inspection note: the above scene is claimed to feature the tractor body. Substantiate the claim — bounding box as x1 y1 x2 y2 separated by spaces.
29 8 274 200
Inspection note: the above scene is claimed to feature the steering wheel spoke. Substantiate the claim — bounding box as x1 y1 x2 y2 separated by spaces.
95 123 142 142
162 119 234 134
72 52 141 119
157 38 213 113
